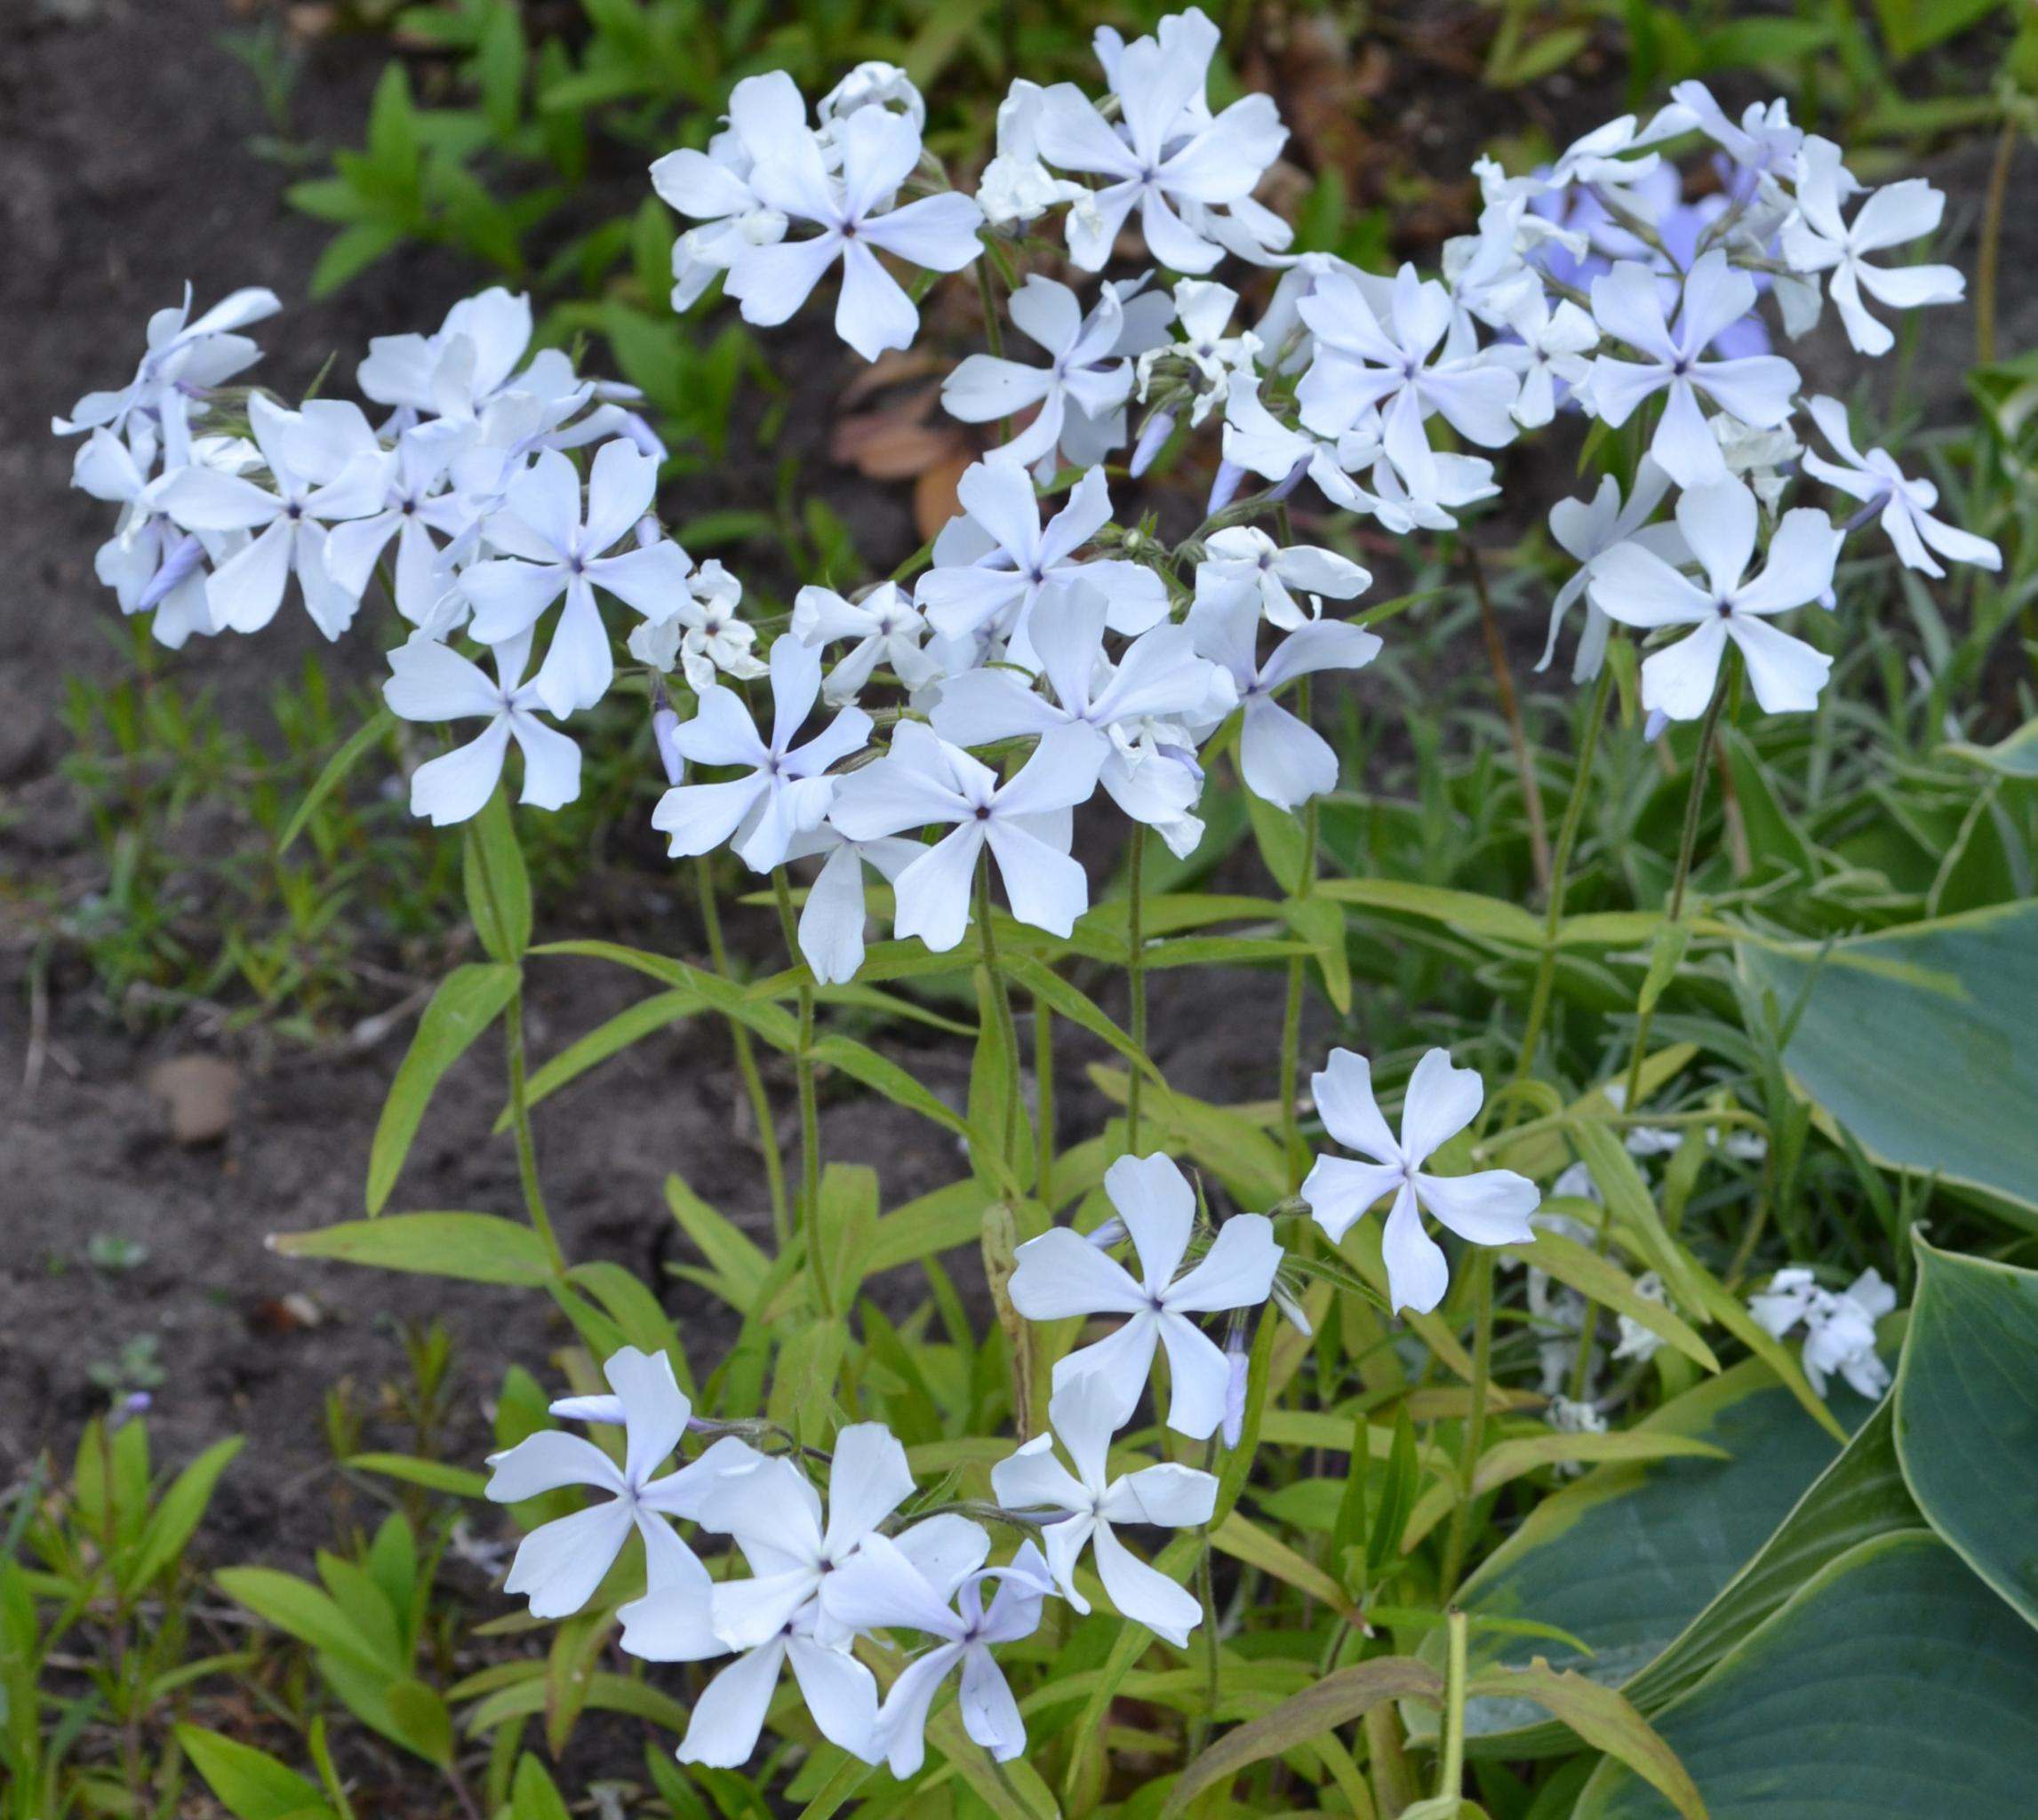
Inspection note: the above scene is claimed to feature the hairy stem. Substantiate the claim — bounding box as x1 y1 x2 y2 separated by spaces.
697 855 789 1247
1467 538 1550 890
1512 658 1617 1085
1978 108 2018 365
1436 1606 1469 1804
976 854 1026 1169
772 867 828 1314
1620 664 1730 1113
1126 824 1149 1156
1035 996 1056 1206
1439 1251 1493 1597
1278 682 1320 1191
468 817 563 1273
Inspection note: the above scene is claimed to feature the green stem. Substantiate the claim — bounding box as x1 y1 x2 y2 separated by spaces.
976 855 1026 1169
468 812 564 1274
1512 656 1617 1086
772 868 828 1314
1126 825 1148 1157
974 259 1013 446
501 992 564 1274
1467 538 1551 891
1571 664 1732 1402
1439 1250 1493 1597
1190 1434 1222 1755
1437 1606 1469 1804
697 856 789 1248
1278 682 1320 1192
1619 664 1730 1114
1035 996 1056 1207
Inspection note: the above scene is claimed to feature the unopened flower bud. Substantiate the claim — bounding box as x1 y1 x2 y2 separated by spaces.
1220 1324 1251 1450
651 683 686 786
1205 458 1247 516
1087 1216 1128 1250
1130 409 1177 478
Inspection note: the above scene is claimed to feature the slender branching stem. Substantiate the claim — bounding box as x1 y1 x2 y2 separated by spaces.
695 856 790 1246
772 867 828 1315
976 853 1026 1168
1439 1251 1493 1596
1467 538 1550 890
1513 658 1618 1086
1126 824 1149 1156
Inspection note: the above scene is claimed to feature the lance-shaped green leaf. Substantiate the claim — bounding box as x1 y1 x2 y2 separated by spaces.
268 1213 556 1287
1573 1531 2038 1818
367 963 520 1214
1895 1238 2038 1632
1159 1657 1441 1817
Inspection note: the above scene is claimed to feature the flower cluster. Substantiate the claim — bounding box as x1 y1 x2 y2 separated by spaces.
1747 1264 1897 1400
486 1154 1268 1776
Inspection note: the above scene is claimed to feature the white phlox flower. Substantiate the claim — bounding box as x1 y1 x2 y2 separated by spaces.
1139 281 1262 427
824 1535 1052 1776
1491 288 1599 429
69 427 250 649
976 79 1091 228
1780 137 1963 357
725 106 986 362
358 287 589 433
1194 525 1371 633
915 462 1168 672
153 394 387 640
1587 476 1842 720
927 582 1233 838
818 61 925 134
1220 378 1414 532
1296 266 1522 502
55 283 281 466
780 823 927 986
1033 5 1287 275
1585 250 1802 491
1746 1265 1896 1400
484 1347 751 1622
1301 1047 1540 1315
324 426 474 627
940 275 1144 473
827 722 1105 952
651 74 805 309
1669 82 1802 186
651 634 873 873
990 1374 1217 1647
1802 396 2001 578
1008 1151 1283 1438
1186 586 1381 810
1612 1270 1669 1365
794 579 940 703
383 627 582 826
627 556 771 691
458 441 694 715
1537 459 1690 682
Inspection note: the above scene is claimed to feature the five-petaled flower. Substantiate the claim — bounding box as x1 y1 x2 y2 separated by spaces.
1009 1152 1283 1437
1302 1047 1541 1314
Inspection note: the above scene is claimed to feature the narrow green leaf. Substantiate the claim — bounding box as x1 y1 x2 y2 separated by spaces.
278 709 393 855
174 1724 332 1820
127 1436 243 1591
268 1213 555 1288
1159 1658 1441 1817
367 963 520 1214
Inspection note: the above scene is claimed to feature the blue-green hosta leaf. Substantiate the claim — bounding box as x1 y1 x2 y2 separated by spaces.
1574 1531 2038 1818
1426 1360 1882 1753
1737 904 2038 1224
1895 1238 2038 1632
